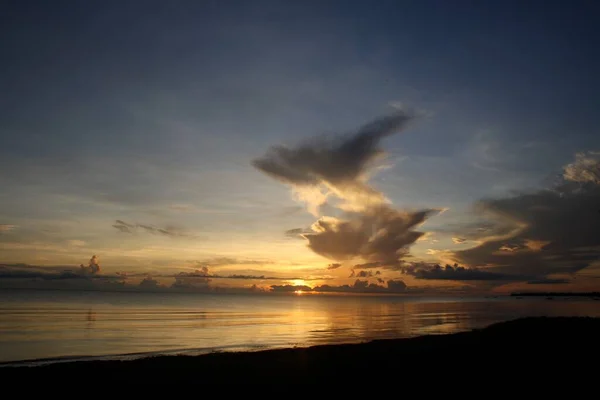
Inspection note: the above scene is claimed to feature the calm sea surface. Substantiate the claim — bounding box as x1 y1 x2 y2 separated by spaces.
1 290 599 364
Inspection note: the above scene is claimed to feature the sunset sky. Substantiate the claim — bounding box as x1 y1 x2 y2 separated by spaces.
1 1 599 294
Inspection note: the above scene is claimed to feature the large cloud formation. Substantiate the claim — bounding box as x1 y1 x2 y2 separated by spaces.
444 152 600 283
254 108 440 270
252 109 415 212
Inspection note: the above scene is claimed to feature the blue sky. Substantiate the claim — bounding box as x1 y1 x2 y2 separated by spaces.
1 1 599 293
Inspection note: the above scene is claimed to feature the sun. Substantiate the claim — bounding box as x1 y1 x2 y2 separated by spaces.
294 290 304 295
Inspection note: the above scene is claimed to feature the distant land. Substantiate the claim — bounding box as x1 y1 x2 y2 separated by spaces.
511 291 600 298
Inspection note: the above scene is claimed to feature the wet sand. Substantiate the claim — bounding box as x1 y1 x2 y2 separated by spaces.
3 316 599 384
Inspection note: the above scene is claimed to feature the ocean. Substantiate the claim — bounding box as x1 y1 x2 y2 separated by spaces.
1 289 599 365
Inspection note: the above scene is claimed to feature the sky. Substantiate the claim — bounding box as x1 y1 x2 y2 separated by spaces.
1 0 600 295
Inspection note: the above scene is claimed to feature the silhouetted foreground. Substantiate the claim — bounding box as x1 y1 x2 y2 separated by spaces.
3 317 599 385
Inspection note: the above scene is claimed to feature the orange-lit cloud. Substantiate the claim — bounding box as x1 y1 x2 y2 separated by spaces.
254 108 442 275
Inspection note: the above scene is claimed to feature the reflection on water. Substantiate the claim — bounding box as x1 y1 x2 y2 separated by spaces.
1 290 599 363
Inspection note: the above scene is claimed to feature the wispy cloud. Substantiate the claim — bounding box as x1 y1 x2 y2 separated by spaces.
112 220 199 238
0 224 17 233
192 257 274 267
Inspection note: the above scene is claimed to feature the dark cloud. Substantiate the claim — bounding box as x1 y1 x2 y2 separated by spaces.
139 276 162 289
0 262 126 292
302 206 439 269
252 109 414 190
112 220 134 233
0 255 103 281
403 263 513 281
0 264 292 293
171 267 211 289
386 279 407 292
350 270 381 278
0 266 88 280
285 228 309 238
449 152 600 283
327 263 342 270
353 262 383 269
112 220 198 238
312 279 407 294
79 255 100 274
432 220 519 243
151 266 310 282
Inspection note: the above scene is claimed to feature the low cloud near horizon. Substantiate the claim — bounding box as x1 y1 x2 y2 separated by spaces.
270 278 407 294
428 152 600 285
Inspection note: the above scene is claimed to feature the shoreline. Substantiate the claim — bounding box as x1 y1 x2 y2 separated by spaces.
4 316 600 383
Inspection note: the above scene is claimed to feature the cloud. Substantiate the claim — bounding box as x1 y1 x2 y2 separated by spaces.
449 152 600 283
168 204 196 212
192 257 274 267
404 263 513 281
452 237 467 244
171 267 211 289
433 220 520 243
353 262 383 269
254 108 440 271
0 224 17 233
285 228 311 238
151 266 306 282
269 284 313 293
270 278 408 294
563 151 600 185
67 239 86 247
139 276 162 289
314 279 407 293
327 263 342 270
79 255 101 274
252 108 415 212
0 266 88 280
0 257 102 280
301 206 440 269
349 270 381 278
112 220 198 238
0 262 309 293
386 279 407 292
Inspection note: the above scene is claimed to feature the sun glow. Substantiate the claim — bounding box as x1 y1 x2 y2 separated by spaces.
294 290 304 295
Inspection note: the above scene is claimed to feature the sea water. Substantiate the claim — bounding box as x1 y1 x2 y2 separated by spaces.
1 289 598 365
